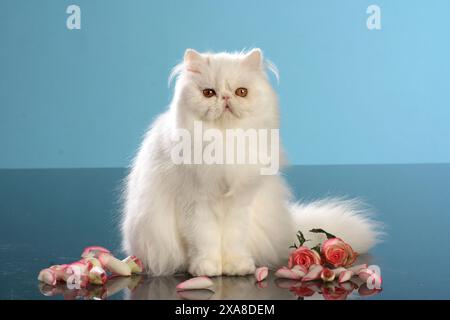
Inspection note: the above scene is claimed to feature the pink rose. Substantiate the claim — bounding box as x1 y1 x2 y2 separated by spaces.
288 246 322 269
321 238 357 267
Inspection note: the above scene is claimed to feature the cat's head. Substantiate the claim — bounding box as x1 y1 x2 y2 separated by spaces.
170 49 279 127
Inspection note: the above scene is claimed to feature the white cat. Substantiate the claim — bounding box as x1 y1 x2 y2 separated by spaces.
121 49 380 276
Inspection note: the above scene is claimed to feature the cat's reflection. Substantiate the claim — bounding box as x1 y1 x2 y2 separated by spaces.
125 273 295 300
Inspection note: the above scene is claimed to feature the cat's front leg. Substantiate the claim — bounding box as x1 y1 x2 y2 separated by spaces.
185 201 223 277
221 204 256 276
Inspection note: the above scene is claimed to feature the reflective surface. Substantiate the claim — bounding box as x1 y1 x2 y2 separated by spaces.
1 164 450 299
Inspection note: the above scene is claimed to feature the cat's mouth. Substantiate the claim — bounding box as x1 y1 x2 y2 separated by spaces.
223 104 237 117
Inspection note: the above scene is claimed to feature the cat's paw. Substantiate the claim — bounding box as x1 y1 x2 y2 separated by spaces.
222 255 256 276
188 257 222 277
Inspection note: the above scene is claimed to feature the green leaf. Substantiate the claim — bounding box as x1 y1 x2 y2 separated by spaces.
289 244 298 249
311 244 321 255
309 228 336 239
296 231 309 247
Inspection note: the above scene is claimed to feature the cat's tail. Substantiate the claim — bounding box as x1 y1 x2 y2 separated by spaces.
290 198 383 253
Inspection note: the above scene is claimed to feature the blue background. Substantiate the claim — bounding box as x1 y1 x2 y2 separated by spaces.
1 0 449 168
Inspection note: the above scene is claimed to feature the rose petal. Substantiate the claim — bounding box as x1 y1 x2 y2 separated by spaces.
301 264 323 282
38 268 57 286
176 276 214 291
81 246 111 258
291 265 307 277
88 266 108 285
331 267 346 277
254 266 269 282
177 289 215 300
275 267 302 280
347 264 368 274
338 270 354 283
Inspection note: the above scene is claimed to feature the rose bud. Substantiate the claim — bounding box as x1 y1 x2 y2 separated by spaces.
176 276 214 291
301 264 323 282
275 267 302 280
38 268 57 286
321 238 357 267
254 266 269 282
321 267 336 282
288 246 322 270
338 270 354 283
122 255 144 274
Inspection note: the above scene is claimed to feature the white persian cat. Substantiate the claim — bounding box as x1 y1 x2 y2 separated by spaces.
121 49 380 276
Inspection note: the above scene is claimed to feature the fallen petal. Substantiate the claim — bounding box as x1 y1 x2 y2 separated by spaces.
49 264 68 282
338 270 354 283
357 269 373 282
347 264 368 274
254 266 269 282
176 276 214 291
38 268 57 286
122 255 144 274
81 246 111 258
275 267 302 280
88 266 108 285
302 264 323 282
291 265 307 277
331 267 346 277
99 253 132 276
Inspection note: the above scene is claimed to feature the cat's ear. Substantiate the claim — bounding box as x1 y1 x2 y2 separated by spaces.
184 49 204 74
184 49 203 63
242 48 263 70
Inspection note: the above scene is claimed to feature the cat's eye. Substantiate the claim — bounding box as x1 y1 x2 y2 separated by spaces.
235 87 248 97
202 88 216 98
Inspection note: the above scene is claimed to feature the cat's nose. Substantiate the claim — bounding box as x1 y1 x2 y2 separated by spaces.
222 95 230 100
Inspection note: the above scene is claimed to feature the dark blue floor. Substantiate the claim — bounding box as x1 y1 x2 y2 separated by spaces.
1 164 449 299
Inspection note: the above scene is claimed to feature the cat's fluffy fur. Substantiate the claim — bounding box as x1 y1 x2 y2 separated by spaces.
121 49 380 276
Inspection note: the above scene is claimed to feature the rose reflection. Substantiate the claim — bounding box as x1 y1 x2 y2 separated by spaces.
38 272 381 300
